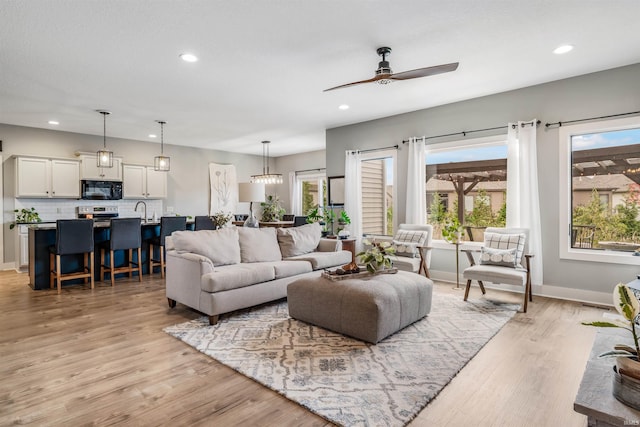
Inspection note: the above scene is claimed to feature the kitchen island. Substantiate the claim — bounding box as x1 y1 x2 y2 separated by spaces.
27 220 193 290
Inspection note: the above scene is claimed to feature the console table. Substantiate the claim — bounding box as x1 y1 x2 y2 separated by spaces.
574 328 640 426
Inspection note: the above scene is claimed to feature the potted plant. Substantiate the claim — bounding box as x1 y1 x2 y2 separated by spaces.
357 238 396 274
305 205 323 224
260 194 285 222
10 207 42 229
322 209 336 236
211 211 233 229
442 217 464 244
583 283 640 373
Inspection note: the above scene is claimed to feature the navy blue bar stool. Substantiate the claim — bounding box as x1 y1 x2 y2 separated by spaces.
148 216 187 278
49 219 95 294
194 215 216 231
99 218 142 286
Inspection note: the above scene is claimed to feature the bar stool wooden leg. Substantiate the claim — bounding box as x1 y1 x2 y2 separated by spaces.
110 249 115 287
160 246 165 279
149 243 155 276
56 255 62 294
50 252 55 290
128 249 133 278
90 252 95 289
100 249 106 282
137 247 142 282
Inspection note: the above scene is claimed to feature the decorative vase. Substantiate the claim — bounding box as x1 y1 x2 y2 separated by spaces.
613 365 640 411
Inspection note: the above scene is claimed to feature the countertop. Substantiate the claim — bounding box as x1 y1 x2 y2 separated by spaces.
27 219 166 230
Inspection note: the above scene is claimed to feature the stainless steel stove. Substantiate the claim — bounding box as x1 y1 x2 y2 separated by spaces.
76 206 119 222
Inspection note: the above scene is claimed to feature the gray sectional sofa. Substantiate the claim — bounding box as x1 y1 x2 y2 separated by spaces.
165 222 351 324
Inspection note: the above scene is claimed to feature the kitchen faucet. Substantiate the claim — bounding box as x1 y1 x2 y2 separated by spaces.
135 201 147 223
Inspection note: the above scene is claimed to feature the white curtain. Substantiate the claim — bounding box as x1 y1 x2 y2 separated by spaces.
507 120 543 285
344 150 363 251
289 172 302 216
405 137 427 224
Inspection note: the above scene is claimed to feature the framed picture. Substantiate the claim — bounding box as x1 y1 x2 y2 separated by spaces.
328 176 345 206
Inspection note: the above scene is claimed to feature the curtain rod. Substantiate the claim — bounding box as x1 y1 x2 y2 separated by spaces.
295 167 326 174
348 144 399 154
401 120 540 144
545 110 640 128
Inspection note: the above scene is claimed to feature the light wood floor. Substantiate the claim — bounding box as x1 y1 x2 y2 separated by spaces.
0 270 606 426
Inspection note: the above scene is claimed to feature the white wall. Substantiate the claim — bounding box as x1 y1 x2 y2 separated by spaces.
1 123 265 264
326 62 640 301
272 149 327 213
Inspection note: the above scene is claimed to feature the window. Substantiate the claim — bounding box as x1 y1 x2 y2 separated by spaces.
559 116 640 265
426 135 508 241
296 172 326 215
360 150 396 236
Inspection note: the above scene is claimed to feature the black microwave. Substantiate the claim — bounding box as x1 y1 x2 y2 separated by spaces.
81 180 123 200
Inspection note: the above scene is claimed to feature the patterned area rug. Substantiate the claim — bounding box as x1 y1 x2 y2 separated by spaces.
164 293 519 426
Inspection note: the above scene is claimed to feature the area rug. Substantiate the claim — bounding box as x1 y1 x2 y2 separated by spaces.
164 293 519 426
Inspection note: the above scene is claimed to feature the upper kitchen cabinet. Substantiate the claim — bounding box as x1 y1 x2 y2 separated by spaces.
79 154 122 181
15 157 80 198
122 164 167 199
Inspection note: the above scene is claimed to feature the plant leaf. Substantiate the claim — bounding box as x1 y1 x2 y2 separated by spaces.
598 350 636 358
582 321 622 328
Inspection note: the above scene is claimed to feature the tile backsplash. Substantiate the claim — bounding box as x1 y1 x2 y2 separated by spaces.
14 199 165 222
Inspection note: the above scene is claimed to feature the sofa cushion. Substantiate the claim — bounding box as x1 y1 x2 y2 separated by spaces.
237 227 282 262
286 250 351 270
277 222 321 257
462 264 527 286
171 228 240 266
201 263 276 292
259 260 313 279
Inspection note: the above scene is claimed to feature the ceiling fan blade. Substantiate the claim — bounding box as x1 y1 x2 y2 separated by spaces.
389 62 459 81
323 75 384 92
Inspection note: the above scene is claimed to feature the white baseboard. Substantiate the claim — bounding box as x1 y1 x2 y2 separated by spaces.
0 262 17 271
429 269 612 308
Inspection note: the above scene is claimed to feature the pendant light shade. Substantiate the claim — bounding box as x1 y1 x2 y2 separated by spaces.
154 120 170 172
251 140 282 184
97 110 113 168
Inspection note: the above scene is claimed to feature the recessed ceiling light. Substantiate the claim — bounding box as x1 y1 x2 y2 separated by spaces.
149 134 157 138
553 44 574 55
48 120 59 125
338 104 350 110
179 53 198 62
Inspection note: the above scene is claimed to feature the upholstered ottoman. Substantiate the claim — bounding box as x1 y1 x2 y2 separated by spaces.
287 270 433 343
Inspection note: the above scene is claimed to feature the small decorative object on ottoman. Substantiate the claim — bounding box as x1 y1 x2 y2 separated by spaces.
287 270 433 343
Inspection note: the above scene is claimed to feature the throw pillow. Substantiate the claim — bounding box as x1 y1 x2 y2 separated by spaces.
391 240 420 258
479 246 518 268
237 227 283 262
277 222 321 258
394 229 428 247
171 228 241 266
483 232 526 267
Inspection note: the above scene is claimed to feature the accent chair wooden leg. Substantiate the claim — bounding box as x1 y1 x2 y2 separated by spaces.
137 248 142 282
56 255 62 294
464 279 471 301
478 280 486 294
110 249 115 287
208 315 219 325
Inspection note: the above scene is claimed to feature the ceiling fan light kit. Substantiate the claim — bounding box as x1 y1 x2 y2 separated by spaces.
324 46 459 92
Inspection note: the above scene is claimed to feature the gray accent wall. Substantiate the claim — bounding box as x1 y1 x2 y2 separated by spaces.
326 62 640 296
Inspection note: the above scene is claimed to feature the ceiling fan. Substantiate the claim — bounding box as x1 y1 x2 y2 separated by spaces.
324 47 459 92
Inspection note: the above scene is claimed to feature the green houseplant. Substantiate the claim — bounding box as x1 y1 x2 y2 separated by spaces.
357 238 396 274
583 283 640 380
442 217 464 244
211 211 233 228
261 195 285 222
10 208 42 229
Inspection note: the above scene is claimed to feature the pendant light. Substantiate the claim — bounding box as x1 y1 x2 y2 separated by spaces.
251 140 282 184
96 110 113 168
154 120 170 172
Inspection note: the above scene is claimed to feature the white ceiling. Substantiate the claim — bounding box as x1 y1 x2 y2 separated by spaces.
2 1 640 157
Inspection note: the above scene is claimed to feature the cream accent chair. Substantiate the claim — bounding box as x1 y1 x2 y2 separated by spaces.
461 227 534 312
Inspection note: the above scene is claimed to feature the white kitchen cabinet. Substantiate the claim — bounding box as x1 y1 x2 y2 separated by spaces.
123 164 167 199
16 157 80 198
79 155 122 181
15 225 29 272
